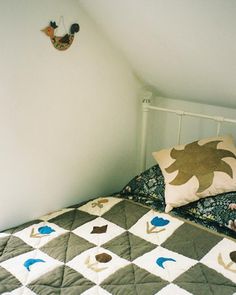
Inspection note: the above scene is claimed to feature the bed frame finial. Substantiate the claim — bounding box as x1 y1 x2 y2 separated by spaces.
142 90 152 104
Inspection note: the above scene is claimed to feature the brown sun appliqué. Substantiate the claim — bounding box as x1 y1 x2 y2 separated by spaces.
165 140 236 193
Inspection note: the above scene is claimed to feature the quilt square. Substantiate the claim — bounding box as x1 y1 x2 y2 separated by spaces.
0 250 63 285
13 222 68 248
5 286 37 295
102 231 157 261
174 263 236 294
67 246 130 285
133 246 197 282
0 236 33 263
129 210 183 245
101 200 150 229
73 217 125 246
0 266 22 294
81 285 112 295
162 223 222 260
27 265 95 294
156 283 193 295
48 209 97 231
200 238 236 283
39 208 74 221
40 232 95 263
78 197 122 216
101 264 168 294
0 233 10 238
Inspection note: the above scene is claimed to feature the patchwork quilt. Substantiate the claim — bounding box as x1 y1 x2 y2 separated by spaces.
0 196 236 295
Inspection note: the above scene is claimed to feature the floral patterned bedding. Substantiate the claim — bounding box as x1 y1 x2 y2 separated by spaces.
120 165 236 239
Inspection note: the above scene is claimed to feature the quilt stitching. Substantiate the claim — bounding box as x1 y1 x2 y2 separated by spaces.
0 197 235 295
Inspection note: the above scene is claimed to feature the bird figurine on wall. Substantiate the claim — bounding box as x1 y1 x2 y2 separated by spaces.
41 21 80 51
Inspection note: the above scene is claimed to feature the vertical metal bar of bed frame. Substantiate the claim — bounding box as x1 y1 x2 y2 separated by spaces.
216 119 223 136
177 112 184 145
216 122 221 136
140 95 151 171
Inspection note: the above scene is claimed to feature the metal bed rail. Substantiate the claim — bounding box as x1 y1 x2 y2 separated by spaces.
140 92 236 171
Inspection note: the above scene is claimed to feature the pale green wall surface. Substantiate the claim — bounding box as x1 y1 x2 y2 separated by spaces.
80 0 236 108
0 0 140 230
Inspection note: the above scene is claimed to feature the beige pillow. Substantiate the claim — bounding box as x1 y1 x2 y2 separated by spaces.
152 135 236 213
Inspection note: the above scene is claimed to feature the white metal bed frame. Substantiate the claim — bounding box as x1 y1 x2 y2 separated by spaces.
140 91 236 171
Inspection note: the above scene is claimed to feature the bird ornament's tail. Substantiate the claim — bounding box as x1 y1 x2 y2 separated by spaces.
70 23 80 34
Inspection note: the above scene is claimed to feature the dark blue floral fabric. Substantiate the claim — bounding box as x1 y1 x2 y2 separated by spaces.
119 165 236 239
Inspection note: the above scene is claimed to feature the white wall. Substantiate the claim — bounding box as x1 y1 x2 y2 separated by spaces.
0 0 140 231
80 0 236 108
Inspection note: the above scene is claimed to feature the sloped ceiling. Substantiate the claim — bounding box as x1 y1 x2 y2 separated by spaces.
79 0 236 108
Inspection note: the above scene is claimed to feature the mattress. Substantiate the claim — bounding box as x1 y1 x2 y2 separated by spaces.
0 196 235 294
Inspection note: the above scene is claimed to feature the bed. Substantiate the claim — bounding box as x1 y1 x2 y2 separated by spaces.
121 164 236 240
0 98 236 294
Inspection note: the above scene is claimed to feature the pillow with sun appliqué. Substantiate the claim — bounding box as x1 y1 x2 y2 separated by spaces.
152 135 236 213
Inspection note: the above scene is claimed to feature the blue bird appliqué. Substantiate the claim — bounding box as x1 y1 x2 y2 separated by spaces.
156 257 176 269
151 217 170 227
38 226 55 235
24 258 45 271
